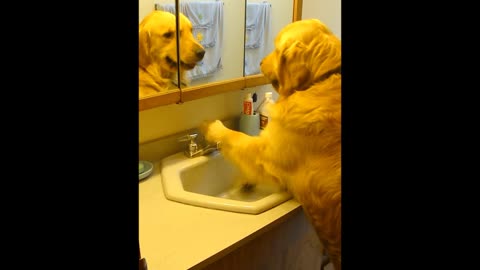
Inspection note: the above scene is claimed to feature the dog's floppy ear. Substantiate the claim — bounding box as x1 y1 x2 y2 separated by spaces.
277 40 311 97
139 25 151 68
310 34 341 82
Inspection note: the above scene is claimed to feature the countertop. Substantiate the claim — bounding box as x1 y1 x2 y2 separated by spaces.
139 160 302 270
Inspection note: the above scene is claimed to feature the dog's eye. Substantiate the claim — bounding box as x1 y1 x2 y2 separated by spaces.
163 31 174 38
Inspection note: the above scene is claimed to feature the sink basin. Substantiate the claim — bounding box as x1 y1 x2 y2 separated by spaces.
161 151 292 214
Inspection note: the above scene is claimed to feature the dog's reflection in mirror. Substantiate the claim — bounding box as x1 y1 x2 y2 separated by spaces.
139 11 205 98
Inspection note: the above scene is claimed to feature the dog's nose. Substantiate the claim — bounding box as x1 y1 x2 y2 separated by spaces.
196 49 205 59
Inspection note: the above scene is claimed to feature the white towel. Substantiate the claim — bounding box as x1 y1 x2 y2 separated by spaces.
182 2 221 48
246 3 260 30
155 2 224 80
182 1 223 80
155 3 175 13
245 2 270 49
245 2 271 75
244 47 263 75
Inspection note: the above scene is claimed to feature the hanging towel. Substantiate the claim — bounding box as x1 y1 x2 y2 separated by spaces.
182 2 221 48
155 1 224 80
156 2 220 48
245 47 264 76
245 2 270 49
245 2 271 75
182 1 223 80
155 2 175 13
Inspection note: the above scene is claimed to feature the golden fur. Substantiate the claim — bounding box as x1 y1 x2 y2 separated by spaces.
139 11 205 98
202 19 341 270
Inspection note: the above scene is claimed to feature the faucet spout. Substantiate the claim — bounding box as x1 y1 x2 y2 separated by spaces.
200 143 221 155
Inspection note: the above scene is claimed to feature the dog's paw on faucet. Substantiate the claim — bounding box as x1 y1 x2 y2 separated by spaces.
200 119 226 143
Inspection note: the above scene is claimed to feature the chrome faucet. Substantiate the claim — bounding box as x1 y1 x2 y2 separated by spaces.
178 133 221 158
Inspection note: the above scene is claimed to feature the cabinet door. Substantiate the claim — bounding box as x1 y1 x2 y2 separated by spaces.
203 209 324 270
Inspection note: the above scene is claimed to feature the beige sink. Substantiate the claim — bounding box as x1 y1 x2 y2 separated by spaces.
161 151 292 214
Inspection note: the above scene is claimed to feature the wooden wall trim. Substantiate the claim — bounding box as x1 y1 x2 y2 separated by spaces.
139 90 180 111
245 74 271 88
180 78 246 103
293 0 303 21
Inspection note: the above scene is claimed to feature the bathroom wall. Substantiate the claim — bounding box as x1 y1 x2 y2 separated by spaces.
302 0 341 39
139 0 158 22
139 85 275 144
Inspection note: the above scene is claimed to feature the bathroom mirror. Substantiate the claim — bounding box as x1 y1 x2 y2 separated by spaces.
139 0 303 111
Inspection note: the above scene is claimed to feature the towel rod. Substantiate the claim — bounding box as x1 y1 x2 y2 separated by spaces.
155 1 224 10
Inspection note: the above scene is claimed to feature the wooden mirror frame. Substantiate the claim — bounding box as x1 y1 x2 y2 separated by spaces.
139 0 303 111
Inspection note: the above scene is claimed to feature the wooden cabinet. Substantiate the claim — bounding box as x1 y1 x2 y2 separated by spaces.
202 208 324 270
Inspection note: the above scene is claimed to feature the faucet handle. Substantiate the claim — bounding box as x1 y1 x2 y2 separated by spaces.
178 133 199 155
178 133 198 143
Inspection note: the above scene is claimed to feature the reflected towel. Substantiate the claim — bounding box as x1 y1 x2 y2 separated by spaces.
245 47 264 75
245 2 270 49
182 1 222 48
155 2 175 13
245 2 271 75
155 1 224 80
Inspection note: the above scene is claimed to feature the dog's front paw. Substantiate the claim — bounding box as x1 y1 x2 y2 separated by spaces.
200 120 227 143
241 183 256 193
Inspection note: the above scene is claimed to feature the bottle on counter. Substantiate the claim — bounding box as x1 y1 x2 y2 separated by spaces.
243 92 254 115
258 92 275 130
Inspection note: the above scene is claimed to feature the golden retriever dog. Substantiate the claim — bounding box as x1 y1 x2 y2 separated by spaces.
201 19 341 270
139 10 205 98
